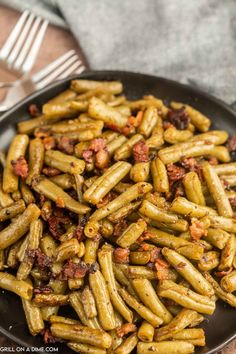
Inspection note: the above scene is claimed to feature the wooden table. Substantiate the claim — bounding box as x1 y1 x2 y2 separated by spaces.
0 4 235 354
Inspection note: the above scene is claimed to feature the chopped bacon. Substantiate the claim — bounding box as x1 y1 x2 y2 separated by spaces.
27 249 52 270
60 260 88 280
113 248 130 264
35 128 51 138
34 285 52 295
167 164 185 186
227 136 236 152
42 329 64 344
208 156 218 165
56 197 65 208
165 107 190 130
28 104 40 117
215 267 233 277
113 219 128 237
150 247 161 263
95 149 110 169
42 137 56 150
96 191 118 208
133 141 149 162
189 218 207 241
229 197 236 208
48 209 71 239
11 156 29 179
42 166 61 177
89 138 106 152
57 136 76 155
117 323 137 338
82 149 93 163
181 157 203 180
73 225 84 242
39 195 47 207
155 258 170 280
163 121 174 130
137 231 153 243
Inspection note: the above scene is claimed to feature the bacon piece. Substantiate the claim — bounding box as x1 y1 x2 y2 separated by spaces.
117 323 137 338
48 209 71 239
57 136 76 155
56 197 65 208
113 219 128 236
113 248 130 264
181 157 203 180
215 267 233 277
89 138 106 152
227 136 236 152
229 197 236 208
189 218 207 241
165 107 190 130
27 248 52 270
28 104 40 117
42 166 61 177
96 191 118 208
95 149 110 169
167 164 185 186
208 156 218 165
163 121 174 130
133 141 149 162
73 225 84 242
11 156 29 179
150 247 161 263
155 258 170 280
137 231 153 243
43 137 56 150
35 128 51 138
82 149 93 163
42 329 64 344
34 285 52 295
60 260 88 280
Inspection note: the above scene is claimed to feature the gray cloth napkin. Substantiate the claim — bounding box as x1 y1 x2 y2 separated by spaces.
1 0 236 104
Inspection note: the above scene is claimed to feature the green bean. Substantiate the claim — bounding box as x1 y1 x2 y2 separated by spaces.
90 182 152 221
132 278 172 324
151 158 169 193
203 162 233 217
81 285 97 319
106 135 128 156
138 107 158 137
26 138 44 185
198 251 220 271
122 265 157 280
114 134 143 161
20 181 35 204
0 175 13 207
170 196 216 218
17 234 29 262
119 288 163 327
137 341 194 354
0 250 5 270
43 101 86 120
88 97 127 127
51 322 112 349
55 239 80 262
190 130 228 144
171 101 211 132
45 150 85 174
146 114 164 149
0 272 33 299
33 177 90 214
89 270 116 330
218 234 236 271
40 234 57 258
108 201 141 223
116 219 147 248
213 162 236 175
100 219 114 238
3 134 29 193
128 97 167 114
171 328 205 346
183 172 205 206
154 308 199 341
114 333 138 354
84 161 131 204
48 89 77 104
98 244 133 322
12 190 22 201
83 237 100 264
157 280 215 315
68 278 84 290
49 315 80 325
17 115 52 134
22 297 44 335
220 270 236 292
203 228 230 249
71 79 123 94
0 203 40 249
68 342 106 354
0 199 25 222
204 272 236 307
208 215 236 233
138 321 155 342
49 174 75 190
33 294 69 307
130 162 150 183
50 120 103 134
147 227 204 261
162 248 214 296
130 251 151 265
220 175 236 187
164 126 193 144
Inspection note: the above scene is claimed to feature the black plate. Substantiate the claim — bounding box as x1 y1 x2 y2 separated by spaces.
0 71 236 354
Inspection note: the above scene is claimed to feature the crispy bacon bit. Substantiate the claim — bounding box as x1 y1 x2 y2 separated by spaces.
60 260 88 280
189 218 207 241
138 243 152 251
28 104 40 117
163 121 174 130
133 141 149 162
39 195 47 207
155 258 170 280
167 164 185 186
56 197 65 208
48 209 71 239
43 137 56 150
73 225 84 242
57 136 76 155
42 166 61 177
11 156 29 179
137 231 153 243
150 247 161 263
227 136 236 162
42 329 64 344
220 177 230 190
117 323 137 338
82 149 93 163
113 248 130 264
215 267 233 277
27 249 52 270
96 191 118 208
35 127 51 138
34 285 52 295
176 262 186 270
208 156 218 165
95 149 110 169
165 107 190 130
89 138 106 152
181 157 203 180
229 197 236 208
113 219 128 236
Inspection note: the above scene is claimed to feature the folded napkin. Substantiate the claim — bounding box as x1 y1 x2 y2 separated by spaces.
1 0 236 105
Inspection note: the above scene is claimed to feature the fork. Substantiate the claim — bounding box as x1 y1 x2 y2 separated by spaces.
0 10 48 86
0 50 86 112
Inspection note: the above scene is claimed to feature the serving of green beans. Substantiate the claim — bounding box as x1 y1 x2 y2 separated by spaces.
1 78 236 353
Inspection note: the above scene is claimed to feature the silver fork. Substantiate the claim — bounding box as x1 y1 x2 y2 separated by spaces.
0 10 48 86
0 50 86 111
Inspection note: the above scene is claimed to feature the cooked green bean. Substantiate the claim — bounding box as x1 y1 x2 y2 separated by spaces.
68 342 106 354
151 158 169 193
0 199 25 222
130 161 150 182
0 272 33 299
3 134 29 193
164 126 193 144
138 321 155 342
106 135 128 156
183 172 205 206
218 234 236 270
146 114 164 149
108 201 141 223
137 341 195 354
45 150 85 174
26 138 44 185
33 294 69 307
22 297 44 335
114 333 138 354
204 272 236 307
198 251 220 271
170 196 216 218
138 107 158 137
116 219 147 248
171 329 205 346
81 285 97 319
220 270 236 293
0 177 13 207
71 79 123 94
83 237 100 264
203 228 230 249
114 134 143 161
